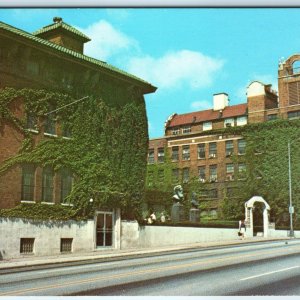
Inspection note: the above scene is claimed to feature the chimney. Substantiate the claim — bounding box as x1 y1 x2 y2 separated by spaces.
213 93 229 111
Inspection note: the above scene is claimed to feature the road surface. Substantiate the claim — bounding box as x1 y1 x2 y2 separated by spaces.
0 239 299 296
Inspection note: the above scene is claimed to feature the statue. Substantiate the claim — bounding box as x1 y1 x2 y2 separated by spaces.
171 185 185 222
189 191 200 223
190 192 199 209
172 185 184 203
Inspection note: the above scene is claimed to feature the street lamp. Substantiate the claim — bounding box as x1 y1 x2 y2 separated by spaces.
288 141 294 238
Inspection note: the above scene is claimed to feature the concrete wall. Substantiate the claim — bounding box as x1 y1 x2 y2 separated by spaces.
120 220 140 249
138 225 238 248
0 217 95 259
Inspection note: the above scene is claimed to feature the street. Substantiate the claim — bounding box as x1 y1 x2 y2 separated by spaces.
0 239 300 296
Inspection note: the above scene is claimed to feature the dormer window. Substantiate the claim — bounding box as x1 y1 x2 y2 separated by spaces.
182 126 191 134
172 127 180 135
237 116 247 126
224 118 234 128
203 121 212 131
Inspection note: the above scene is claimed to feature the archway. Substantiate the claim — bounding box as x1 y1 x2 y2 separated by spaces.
244 196 270 237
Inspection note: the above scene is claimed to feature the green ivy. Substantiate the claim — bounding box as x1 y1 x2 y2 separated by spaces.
0 87 148 220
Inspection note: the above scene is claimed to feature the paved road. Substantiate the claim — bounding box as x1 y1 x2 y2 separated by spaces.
1 239 300 296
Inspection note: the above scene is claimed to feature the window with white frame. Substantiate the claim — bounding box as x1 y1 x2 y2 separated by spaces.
226 163 235 181
238 139 246 155
203 121 212 131
238 163 246 179
225 140 234 156
172 127 180 135
157 148 165 163
21 164 36 201
172 146 179 161
224 118 234 128
148 149 154 164
209 165 217 182
61 168 73 204
42 166 54 203
172 168 179 183
182 168 189 183
26 112 38 131
198 166 206 182
237 116 247 126
182 145 190 160
209 142 217 158
197 143 205 159
182 126 191 134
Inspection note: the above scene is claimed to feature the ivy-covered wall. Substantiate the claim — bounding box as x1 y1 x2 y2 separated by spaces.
145 119 300 226
0 87 149 220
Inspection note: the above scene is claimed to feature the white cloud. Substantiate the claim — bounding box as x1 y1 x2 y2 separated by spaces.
190 100 211 110
78 20 139 61
126 50 224 90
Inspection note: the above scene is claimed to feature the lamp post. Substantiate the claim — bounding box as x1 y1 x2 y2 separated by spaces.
288 141 294 238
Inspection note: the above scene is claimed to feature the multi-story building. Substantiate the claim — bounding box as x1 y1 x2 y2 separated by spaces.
0 18 156 248
148 54 300 218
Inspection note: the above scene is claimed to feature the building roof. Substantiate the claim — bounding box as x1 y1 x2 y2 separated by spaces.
0 21 156 93
167 103 248 127
33 20 91 42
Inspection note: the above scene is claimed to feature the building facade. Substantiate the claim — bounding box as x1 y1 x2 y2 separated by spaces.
0 18 156 250
148 54 300 218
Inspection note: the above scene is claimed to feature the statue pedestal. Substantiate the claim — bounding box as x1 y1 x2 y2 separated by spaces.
189 208 200 223
171 203 185 222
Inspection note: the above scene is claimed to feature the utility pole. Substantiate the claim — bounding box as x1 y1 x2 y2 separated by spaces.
288 141 294 238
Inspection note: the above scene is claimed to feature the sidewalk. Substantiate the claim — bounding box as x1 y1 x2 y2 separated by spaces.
0 237 291 271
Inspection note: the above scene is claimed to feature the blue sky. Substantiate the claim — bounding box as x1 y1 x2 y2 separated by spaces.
1 8 300 138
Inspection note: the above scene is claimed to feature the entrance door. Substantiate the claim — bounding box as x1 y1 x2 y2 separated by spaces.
96 212 113 247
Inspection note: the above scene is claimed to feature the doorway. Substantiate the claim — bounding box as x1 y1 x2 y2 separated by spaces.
253 202 264 236
96 211 113 247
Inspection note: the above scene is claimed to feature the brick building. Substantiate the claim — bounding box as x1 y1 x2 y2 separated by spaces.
148 54 300 218
0 18 156 248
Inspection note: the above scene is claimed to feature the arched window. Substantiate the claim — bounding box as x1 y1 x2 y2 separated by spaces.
292 60 300 74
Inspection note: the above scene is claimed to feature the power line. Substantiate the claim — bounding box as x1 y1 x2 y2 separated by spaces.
44 96 89 116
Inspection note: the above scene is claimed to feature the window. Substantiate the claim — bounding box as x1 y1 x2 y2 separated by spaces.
62 123 72 138
203 121 212 131
267 114 278 121
42 167 54 203
61 169 73 204
147 171 154 187
158 169 164 183
208 189 218 199
224 118 234 128
238 139 246 155
182 168 189 183
225 140 234 156
197 143 205 159
26 112 38 131
209 142 217 158
238 163 246 179
288 110 300 119
21 164 35 201
226 163 234 174
148 149 154 164
182 145 190 160
226 163 234 181
172 146 179 161
172 168 179 183
198 166 206 182
182 126 191 134
237 116 247 126
60 238 73 253
20 238 35 254
44 106 56 135
227 187 237 197
209 165 217 182
172 127 180 135
157 148 165 163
